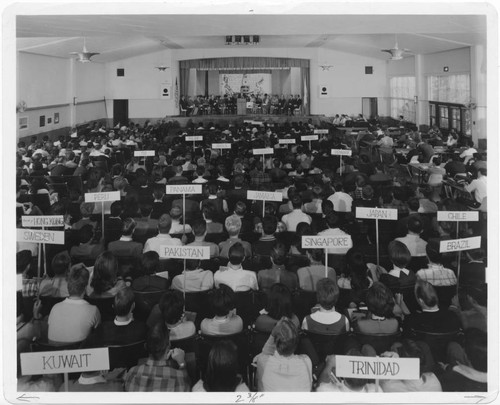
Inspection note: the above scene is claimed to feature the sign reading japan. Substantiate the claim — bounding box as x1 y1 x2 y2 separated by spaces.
134 150 155 157
160 245 210 259
85 191 120 203
302 235 353 250
186 136 203 141
437 211 479 222
247 190 283 202
331 149 352 156
314 129 329 134
252 148 274 155
356 207 398 220
440 236 481 253
20 348 109 375
301 135 318 141
166 184 202 195
22 215 64 227
336 355 419 381
278 138 296 144
212 143 232 149
17 229 65 245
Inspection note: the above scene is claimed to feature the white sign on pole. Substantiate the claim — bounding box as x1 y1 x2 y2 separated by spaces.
186 136 203 141
20 348 109 375
133 150 155 157
301 135 319 141
252 148 274 155
251 121 263 125
160 245 210 259
302 235 353 250
355 207 398 221
439 236 481 253
84 191 121 203
331 149 353 156
278 138 296 144
166 184 203 195
247 190 283 202
336 355 420 381
437 211 479 222
17 229 65 245
212 143 232 149
22 215 64 227
243 120 253 124
314 129 329 134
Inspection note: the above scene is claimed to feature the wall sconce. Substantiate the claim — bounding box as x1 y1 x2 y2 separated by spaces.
155 66 170 71
443 66 449 72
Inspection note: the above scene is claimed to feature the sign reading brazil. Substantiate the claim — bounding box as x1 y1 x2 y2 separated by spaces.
20 348 109 375
439 236 481 253
336 355 419 380
160 245 210 260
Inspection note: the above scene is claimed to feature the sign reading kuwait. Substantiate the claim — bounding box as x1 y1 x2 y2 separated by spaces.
17 229 65 245
355 207 398 220
160 245 210 260
165 184 203 195
252 148 274 155
22 215 64 227
20 348 109 375
212 143 232 149
278 138 296 144
331 149 353 156
186 136 203 141
247 190 283 202
437 211 479 222
84 191 121 203
133 150 155 157
314 129 329 134
439 236 481 253
336 355 419 381
301 135 319 141
302 235 353 249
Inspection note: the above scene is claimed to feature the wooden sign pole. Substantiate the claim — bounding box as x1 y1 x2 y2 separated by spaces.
375 217 380 268
42 226 47 277
64 372 69 392
324 248 328 278
101 202 105 237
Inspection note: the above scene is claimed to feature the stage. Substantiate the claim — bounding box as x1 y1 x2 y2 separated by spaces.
163 114 330 128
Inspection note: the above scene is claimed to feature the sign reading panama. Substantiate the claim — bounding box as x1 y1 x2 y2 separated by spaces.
247 190 283 202
166 184 203 195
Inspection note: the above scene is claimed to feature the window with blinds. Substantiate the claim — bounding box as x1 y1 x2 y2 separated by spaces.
389 76 416 122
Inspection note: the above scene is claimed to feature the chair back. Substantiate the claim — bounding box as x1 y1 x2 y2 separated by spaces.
39 296 66 317
108 340 147 370
353 331 402 354
31 340 83 352
434 285 456 309
407 256 429 272
85 296 115 321
292 289 317 323
184 290 214 329
133 290 168 321
303 330 348 360
410 329 462 363
234 290 264 328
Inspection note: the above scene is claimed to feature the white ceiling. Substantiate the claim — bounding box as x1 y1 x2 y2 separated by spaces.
16 14 487 63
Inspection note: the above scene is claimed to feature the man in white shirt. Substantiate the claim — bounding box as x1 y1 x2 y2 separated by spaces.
214 243 258 292
395 216 427 257
318 212 353 255
168 205 192 235
143 214 182 254
327 183 353 213
465 168 487 204
281 195 311 232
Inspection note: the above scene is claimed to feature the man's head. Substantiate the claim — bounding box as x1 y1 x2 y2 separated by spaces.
51 251 71 277
110 201 123 217
388 240 411 268
114 287 135 317
407 216 423 235
262 215 278 236
192 219 207 238
210 285 235 317
170 205 183 221
316 278 339 310
290 194 302 210
414 279 439 309
79 202 94 218
425 239 443 264
228 242 245 266
157 214 173 234
79 224 94 244
225 215 242 237
270 243 287 266
122 218 136 237
141 251 160 275
159 290 185 325
67 264 90 297
272 317 299 357
325 212 340 229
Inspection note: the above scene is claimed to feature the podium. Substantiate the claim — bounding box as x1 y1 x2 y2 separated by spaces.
237 98 247 115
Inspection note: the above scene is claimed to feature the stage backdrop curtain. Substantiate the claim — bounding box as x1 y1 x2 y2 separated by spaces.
180 57 309 70
180 68 190 99
301 67 310 115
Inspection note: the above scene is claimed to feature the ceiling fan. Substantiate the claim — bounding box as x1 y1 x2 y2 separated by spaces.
381 36 412 60
70 38 100 63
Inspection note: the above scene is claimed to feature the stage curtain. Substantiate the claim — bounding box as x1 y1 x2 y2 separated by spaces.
180 57 309 70
301 67 310 115
180 68 189 97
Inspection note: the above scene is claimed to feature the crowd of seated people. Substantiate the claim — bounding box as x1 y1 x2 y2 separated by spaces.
180 93 303 116
15 117 487 393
